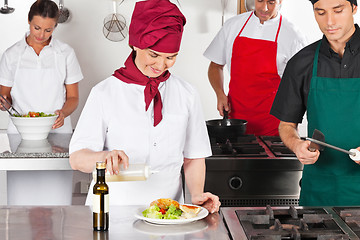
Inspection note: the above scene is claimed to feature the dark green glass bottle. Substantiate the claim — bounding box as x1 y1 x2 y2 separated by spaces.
93 162 109 231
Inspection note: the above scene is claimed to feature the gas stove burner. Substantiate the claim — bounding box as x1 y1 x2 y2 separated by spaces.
260 136 296 157
333 207 360 238
210 135 268 157
211 140 267 157
235 206 351 240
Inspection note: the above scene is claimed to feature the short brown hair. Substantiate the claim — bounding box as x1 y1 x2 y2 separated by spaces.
28 0 59 23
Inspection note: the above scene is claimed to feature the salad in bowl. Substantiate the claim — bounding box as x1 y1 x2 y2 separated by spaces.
10 111 57 140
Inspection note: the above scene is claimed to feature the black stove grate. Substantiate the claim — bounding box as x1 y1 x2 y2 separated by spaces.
260 136 296 157
333 207 360 238
236 206 350 240
210 135 268 157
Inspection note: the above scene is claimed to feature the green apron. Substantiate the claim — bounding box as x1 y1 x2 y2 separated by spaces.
300 42 360 206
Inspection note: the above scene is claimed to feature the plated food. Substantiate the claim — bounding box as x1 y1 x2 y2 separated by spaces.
135 199 208 225
142 198 202 220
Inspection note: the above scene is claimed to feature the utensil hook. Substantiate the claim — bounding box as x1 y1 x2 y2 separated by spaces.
59 0 64 9
113 0 117 14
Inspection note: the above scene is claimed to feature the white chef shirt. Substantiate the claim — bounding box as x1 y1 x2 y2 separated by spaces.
0 33 83 133
70 75 212 205
203 11 308 78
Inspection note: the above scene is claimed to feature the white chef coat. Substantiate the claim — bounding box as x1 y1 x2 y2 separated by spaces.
70 75 212 205
0 32 83 133
203 11 308 78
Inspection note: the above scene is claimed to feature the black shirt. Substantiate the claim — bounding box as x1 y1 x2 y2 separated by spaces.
271 24 360 123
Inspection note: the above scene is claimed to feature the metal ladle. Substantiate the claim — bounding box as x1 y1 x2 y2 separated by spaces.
0 0 14 14
245 0 255 12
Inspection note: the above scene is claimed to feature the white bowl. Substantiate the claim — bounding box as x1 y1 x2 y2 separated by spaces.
10 115 57 140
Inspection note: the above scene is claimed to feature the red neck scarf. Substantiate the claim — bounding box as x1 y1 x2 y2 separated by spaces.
113 52 170 126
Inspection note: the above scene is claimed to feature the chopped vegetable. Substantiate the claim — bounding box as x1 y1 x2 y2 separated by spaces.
13 111 56 118
142 205 163 219
142 203 182 219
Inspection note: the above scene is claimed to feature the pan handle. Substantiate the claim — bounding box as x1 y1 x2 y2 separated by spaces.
223 110 229 120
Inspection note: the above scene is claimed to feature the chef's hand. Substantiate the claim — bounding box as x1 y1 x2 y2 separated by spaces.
0 95 10 111
294 139 320 165
217 93 230 117
52 109 65 129
192 192 221 214
103 150 129 175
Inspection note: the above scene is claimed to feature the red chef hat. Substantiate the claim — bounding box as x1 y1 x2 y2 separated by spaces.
129 0 186 53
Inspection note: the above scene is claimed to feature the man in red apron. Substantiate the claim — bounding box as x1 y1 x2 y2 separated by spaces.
271 0 360 206
204 0 307 136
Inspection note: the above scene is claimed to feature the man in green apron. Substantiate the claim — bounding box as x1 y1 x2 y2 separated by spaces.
270 0 360 206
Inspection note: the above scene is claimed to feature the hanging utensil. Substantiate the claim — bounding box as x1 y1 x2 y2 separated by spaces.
58 0 70 23
221 0 228 26
103 0 128 42
0 0 14 14
0 95 20 116
305 129 360 161
245 0 255 12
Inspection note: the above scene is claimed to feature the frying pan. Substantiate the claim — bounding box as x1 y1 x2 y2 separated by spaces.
206 111 247 141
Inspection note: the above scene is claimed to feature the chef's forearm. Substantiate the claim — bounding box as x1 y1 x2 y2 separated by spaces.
278 121 303 153
69 149 107 173
208 62 225 97
61 82 79 117
183 158 206 197
61 96 79 117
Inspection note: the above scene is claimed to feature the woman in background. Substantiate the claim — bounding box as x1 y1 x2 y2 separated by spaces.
70 0 220 213
0 0 83 133
0 0 83 205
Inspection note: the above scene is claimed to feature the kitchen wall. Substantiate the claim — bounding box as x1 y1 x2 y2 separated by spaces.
1 0 357 135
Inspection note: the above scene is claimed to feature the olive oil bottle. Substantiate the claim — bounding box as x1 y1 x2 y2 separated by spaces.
93 162 109 231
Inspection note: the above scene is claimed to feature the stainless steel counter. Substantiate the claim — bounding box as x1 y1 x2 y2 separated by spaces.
0 205 230 240
0 133 73 205
0 133 71 158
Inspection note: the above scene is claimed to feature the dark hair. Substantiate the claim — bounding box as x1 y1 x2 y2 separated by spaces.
309 0 357 6
28 0 59 23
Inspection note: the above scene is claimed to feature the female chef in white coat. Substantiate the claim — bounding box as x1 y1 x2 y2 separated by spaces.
0 0 83 133
0 0 83 205
69 0 220 213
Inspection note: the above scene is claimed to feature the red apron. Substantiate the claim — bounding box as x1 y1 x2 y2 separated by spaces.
229 12 282 136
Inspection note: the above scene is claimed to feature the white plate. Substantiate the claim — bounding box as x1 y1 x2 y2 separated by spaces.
134 205 209 225
133 219 208 235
